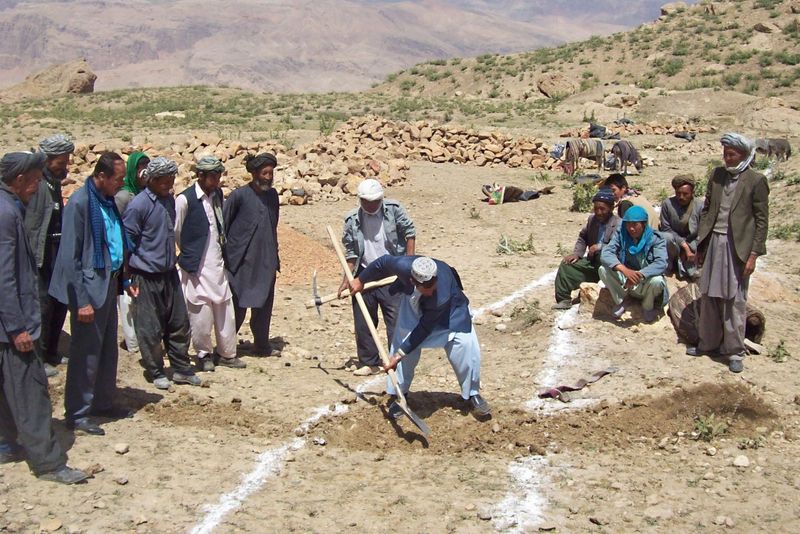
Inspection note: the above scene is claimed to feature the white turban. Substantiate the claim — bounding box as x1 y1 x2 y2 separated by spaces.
357 178 384 201
411 257 437 283
145 156 178 179
720 133 755 174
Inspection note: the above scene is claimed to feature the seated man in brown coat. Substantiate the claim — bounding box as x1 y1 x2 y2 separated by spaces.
553 188 620 309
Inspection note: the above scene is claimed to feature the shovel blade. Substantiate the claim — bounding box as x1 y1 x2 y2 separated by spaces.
397 399 430 438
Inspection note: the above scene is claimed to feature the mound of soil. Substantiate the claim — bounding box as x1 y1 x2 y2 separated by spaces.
314 383 777 456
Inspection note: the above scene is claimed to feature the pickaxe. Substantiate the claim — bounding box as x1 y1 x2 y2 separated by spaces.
308 271 397 317
325 225 430 438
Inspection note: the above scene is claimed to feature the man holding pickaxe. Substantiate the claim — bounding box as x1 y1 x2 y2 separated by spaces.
347 255 491 418
338 179 416 376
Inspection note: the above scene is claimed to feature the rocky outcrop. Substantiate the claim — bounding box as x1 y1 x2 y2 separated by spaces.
536 73 578 99
660 2 687 16
0 59 96 101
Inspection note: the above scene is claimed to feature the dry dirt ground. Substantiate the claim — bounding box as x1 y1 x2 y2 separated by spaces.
2 137 800 533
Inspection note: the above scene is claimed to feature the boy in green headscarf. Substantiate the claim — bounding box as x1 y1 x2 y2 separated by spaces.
114 152 150 214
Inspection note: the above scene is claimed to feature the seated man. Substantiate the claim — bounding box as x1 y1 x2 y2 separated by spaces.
603 173 659 229
599 205 668 323
348 255 490 418
481 183 554 204
553 188 620 309
660 174 702 280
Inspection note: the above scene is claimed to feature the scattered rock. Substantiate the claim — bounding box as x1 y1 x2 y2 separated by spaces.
312 437 327 446
477 509 493 521
537 73 578 98
114 443 130 455
706 446 717 456
660 2 687 16
114 476 129 485
495 323 507 332
733 455 750 468
39 518 62 532
753 21 781 33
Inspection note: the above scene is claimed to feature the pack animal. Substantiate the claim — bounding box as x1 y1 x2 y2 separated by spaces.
610 139 643 174
755 138 792 161
563 138 604 176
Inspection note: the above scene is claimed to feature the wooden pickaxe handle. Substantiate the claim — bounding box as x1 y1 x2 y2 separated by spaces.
306 276 398 309
325 225 429 437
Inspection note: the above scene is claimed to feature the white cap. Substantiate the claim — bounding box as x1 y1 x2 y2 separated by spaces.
357 178 384 201
411 257 437 283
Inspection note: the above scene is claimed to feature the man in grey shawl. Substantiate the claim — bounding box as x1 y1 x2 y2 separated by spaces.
659 174 703 280
224 153 281 356
687 133 769 373
23 134 74 377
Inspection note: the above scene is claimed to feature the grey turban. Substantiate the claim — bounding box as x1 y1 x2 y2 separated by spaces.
720 133 754 154
0 151 46 184
38 133 75 156
196 155 225 173
145 156 178 179
411 257 438 283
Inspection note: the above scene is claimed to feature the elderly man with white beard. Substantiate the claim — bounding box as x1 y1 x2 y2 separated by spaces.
687 133 769 373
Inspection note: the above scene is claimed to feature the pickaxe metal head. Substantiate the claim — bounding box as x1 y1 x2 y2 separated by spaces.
311 270 322 318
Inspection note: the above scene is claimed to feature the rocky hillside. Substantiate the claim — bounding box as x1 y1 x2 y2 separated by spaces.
0 0 669 93
374 0 800 103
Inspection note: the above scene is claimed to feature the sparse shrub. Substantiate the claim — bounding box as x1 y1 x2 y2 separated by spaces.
511 299 543 328
722 72 742 87
468 207 480 220
769 340 790 363
753 156 771 170
655 58 684 76
769 223 800 241
497 234 537 255
692 413 728 442
571 183 595 212
775 50 800 66
738 435 767 449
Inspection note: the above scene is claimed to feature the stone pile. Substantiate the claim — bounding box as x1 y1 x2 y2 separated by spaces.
62 115 567 204
559 119 716 138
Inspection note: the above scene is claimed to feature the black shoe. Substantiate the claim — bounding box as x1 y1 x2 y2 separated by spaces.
215 356 247 369
551 299 573 310
43 363 59 378
729 358 744 373
37 466 89 485
387 398 405 420
198 357 215 372
469 394 492 416
90 407 134 420
67 419 105 436
686 346 702 357
0 445 24 464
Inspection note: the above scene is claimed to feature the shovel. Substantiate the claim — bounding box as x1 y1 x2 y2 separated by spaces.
325 225 430 438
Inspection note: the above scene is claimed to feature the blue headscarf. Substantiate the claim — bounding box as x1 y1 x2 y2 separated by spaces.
620 205 653 260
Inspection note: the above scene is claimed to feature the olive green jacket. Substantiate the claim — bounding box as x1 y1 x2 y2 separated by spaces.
697 167 769 263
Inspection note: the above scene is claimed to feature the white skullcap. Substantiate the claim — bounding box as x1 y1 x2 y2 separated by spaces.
357 178 384 201
411 257 437 283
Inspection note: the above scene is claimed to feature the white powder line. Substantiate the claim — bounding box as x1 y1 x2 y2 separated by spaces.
191 271 561 534
492 457 549 533
189 374 385 534
474 270 556 317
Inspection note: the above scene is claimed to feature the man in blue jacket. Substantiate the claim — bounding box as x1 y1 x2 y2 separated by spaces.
348 255 490 418
50 152 129 436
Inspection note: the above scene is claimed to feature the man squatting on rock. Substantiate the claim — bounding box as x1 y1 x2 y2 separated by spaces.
339 178 416 376
348 255 491 418
0 151 88 484
687 133 769 374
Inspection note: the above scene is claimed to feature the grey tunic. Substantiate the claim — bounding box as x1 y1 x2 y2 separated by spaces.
223 184 280 309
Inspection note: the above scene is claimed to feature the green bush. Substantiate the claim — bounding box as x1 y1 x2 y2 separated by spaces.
571 183 595 212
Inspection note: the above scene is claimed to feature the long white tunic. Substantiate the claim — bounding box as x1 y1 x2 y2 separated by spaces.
175 183 231 305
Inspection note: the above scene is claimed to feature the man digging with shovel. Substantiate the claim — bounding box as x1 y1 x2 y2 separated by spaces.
346 254 491 418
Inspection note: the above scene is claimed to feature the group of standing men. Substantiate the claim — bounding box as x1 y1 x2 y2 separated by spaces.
0 135 282 483
553 133 769 374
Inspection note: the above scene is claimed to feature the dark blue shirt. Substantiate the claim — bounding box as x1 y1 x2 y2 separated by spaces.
123 188 177 273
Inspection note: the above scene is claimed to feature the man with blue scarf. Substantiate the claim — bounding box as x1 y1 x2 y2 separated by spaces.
50 152 131 436
599 205 668 323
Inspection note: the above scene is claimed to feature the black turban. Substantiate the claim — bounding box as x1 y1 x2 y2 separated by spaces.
245 153 277 174
0 151 46 184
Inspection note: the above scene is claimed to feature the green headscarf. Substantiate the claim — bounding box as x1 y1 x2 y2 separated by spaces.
123 151 149 195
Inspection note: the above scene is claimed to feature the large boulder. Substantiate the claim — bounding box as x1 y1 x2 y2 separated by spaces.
0 59 96 101
536 73 578 98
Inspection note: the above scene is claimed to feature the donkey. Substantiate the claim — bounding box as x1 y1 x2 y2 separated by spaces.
610 139 644 174
755 138 792 161
563 138 604 176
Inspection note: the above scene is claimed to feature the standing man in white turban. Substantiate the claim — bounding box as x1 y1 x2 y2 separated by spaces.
347 255 491 418
175 156 245 372
687 133 769 373
24 134 74 377
338 178 416 375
